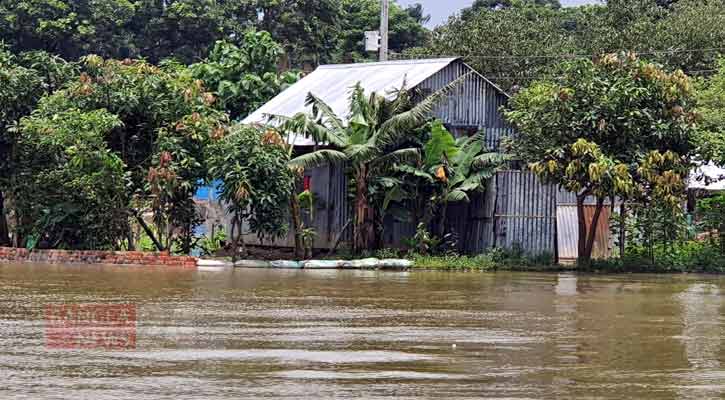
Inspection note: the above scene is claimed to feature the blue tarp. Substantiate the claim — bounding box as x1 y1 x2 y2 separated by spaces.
194 180 222 201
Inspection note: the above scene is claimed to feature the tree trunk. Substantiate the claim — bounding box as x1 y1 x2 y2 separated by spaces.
353 168 375 253
720 221 725 256
126 223 136 251
576 195 589 268
584 198 606 263
290 194 304 260
133 212 164 252
0 191 10 247
576 195 605 269
619 202 626 258
231 217 246 263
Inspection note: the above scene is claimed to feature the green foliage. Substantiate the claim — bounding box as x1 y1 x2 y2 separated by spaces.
591 241 725 274
297 79 465 251
697 58 725 165
17 56 229 251
414 0 725 92
0 0 430 68
402 223 441 256
410 253 498 271
696 193 725 254
207 126 294 243
198 228 227 256
13 109 128 249
190 33 300 120
394 121 508 241
506 53 697 266
337 0 430 62
0 47 76 181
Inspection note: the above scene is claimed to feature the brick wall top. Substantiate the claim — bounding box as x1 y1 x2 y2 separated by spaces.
0 247 197 268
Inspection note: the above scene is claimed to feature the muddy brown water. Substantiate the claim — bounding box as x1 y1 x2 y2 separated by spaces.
1 263 725 399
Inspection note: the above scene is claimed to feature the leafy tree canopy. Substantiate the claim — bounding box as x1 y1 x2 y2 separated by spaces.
413 0 725 91
505 53 698 265
337 0 430 62
13 109 129 250
189 32 300 120
207 125 295 251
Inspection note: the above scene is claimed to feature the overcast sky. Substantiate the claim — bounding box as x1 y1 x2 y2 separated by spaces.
398 0 601 26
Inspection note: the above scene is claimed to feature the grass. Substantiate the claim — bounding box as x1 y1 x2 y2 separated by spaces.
410 254 498 271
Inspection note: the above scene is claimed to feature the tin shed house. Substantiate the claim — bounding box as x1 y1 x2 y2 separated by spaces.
239 58 566 258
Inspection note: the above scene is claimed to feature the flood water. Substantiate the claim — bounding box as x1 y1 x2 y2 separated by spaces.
1 263 725 399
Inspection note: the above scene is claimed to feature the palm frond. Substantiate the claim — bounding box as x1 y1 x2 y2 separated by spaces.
446 189 470 203
395 164 436 182
274 111 348 148
345 143 380 164
377 72 472 147
288 149 348 170
369 148 421 172
457 172 492 192
472 152 512 170
305 92 345 133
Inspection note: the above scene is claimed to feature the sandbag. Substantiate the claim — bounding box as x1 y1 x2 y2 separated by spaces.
197 259 232 267
343 258 381 269
270 260 303 269
234 260 272 268
302 260 344 270
379 259 414 269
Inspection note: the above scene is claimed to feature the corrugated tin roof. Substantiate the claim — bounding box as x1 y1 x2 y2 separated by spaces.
242 58 459 145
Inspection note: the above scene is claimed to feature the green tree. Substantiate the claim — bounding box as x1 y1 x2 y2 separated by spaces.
24 55 229 252
461 0 561 19
337 0 430 62
416 1 577 91
136 0 228 63
190 33 300 121
207 125 295 260
505 53 697 267
415 0 725 92
298 80 460 252
240 0 342 68
0 0 137 59
697 194 725 254
396 121 507 239
696 58 725 164
12 109 128 250
0 47 76 246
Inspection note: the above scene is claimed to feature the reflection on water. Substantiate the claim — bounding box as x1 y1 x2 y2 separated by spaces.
1 263 725 399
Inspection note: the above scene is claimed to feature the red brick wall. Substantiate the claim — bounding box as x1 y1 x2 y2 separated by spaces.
0 247 197 268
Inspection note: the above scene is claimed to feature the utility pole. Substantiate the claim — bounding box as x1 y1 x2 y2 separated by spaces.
379 0 389 61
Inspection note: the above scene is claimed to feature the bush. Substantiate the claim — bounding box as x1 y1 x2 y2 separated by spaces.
588 241 725 274
13 109 129 250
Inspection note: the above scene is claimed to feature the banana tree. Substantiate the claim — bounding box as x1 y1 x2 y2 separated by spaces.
396 121 509 238
304 80 466 253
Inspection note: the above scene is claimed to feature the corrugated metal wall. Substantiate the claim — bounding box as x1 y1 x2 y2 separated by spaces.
418 60 515 151
240 163 349 249
557 205 612 262
493 171 558 256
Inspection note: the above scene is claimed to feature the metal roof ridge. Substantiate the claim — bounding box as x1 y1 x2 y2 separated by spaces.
317 57 460 70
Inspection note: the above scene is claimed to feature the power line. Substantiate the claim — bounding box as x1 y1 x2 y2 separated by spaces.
391 47 725 61
480 69 719 81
